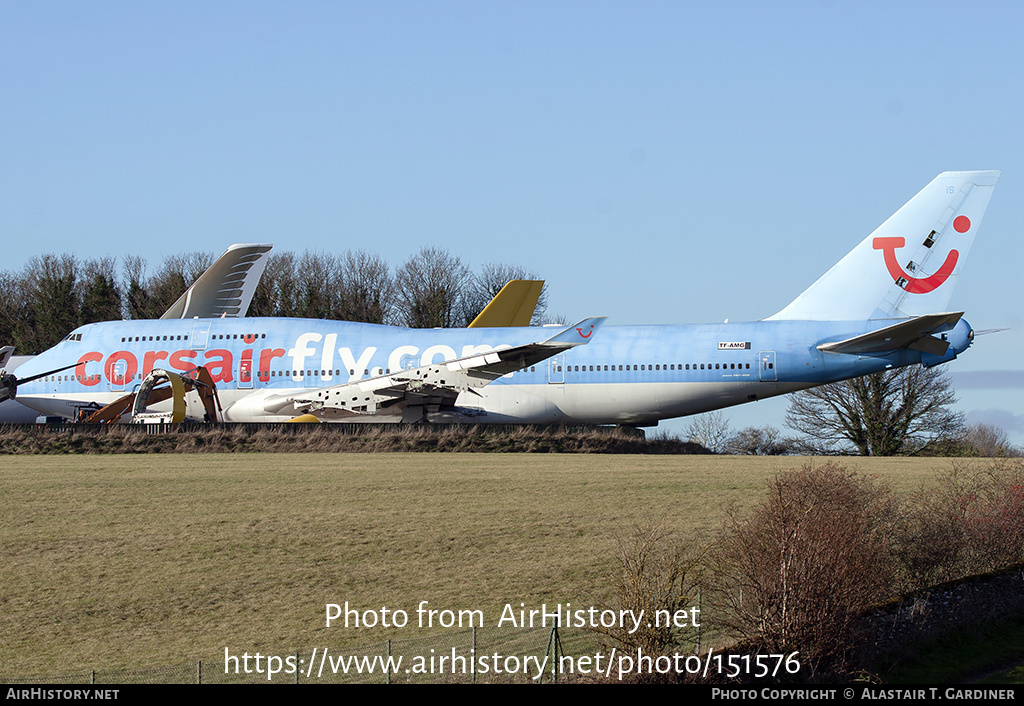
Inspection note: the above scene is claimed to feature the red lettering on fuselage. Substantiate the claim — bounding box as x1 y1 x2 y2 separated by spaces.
68 342 445 389
81 347 273 387
143 350 169 376
258 348 286 382
203 349 234 383
76 352 102 387
169 349 199 372
104 351 138 385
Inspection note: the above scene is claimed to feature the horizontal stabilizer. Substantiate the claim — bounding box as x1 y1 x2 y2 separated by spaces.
817 312 963 356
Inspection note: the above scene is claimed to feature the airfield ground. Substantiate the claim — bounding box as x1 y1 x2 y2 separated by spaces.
0 454 967 681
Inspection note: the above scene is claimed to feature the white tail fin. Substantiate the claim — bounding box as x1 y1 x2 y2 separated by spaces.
768 171 999 321
160 243 273 319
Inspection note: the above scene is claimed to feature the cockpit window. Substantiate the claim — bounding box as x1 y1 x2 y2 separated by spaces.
63 333 83 342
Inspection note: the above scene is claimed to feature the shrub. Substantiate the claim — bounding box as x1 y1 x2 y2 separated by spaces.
725 426 795 455
893 466 972 590
963 459 1024 571
595 523 705 655
704 462 898 675
896 459 1024 587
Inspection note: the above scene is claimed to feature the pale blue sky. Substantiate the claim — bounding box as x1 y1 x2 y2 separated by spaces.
2 1 1022 440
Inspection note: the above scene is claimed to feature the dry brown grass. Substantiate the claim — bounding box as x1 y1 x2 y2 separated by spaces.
0 453 959 679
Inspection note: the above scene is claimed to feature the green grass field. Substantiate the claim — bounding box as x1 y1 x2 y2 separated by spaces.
0 454 964 680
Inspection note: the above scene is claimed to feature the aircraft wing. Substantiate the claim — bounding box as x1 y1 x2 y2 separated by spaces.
264 317 606 421
161 243 273 319
816 312 963 356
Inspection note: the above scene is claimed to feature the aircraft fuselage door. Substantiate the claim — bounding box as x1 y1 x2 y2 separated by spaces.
239 358 253 389
191 321 211 350
758 351 777 382
109 360 127 392
548 355 564 384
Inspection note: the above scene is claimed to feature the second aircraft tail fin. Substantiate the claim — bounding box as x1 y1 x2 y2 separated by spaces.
768 170 999 321
161 243 273 320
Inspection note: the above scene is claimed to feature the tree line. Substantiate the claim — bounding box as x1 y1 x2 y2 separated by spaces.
0 247 548 354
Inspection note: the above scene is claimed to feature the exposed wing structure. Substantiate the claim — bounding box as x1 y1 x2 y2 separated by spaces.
81 366 222 423
817 312 963 356
161 243 273 319
258 317 606 421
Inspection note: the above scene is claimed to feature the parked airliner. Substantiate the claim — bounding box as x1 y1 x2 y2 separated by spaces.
0 170 999 425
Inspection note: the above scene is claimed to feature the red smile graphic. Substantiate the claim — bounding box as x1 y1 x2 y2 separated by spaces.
872 215 971 293
873 237 959 294
576 325 593 339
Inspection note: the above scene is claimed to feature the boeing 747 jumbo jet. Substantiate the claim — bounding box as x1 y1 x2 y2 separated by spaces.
0 170 999 425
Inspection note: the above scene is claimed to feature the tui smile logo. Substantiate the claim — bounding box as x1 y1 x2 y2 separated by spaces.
872 215 970 294
576 325 594 339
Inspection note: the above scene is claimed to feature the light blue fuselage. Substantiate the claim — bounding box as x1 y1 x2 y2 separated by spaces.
15 315 972 425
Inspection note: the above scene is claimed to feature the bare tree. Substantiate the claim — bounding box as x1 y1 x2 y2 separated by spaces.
0 269 30 352
149 252 213 317
294 250 342 319
683 411 732 453
785 366 963 456
594 523 705 655
896 458 1024 587
963 423 1019 457
249 251 297 318
962 459 1024 571
339 250 393 324
122 253 150 319
725 425 793 455
893 465 974 590
394 247 472 328
123 251 214 320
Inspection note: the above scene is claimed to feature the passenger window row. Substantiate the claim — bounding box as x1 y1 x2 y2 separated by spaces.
558 363 752 372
